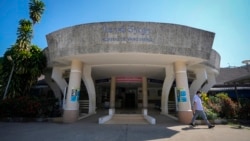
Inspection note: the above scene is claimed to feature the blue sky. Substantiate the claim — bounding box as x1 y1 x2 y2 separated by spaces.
0 0 249 67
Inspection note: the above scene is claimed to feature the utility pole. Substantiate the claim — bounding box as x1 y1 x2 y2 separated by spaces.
3 56 15 100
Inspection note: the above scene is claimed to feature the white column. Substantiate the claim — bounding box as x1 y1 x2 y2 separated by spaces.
63 60 82 123
174 61 192 124
51 67 67 93
44 68 63 106
109 76 116 115
142 76 148 115
82 65 96 114
201 72 216 93
189 68 207 99
161 65 175 115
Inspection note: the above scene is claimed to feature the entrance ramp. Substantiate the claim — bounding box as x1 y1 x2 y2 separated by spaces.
104 114 149 124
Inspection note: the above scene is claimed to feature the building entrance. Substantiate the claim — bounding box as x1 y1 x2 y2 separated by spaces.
116 87 139 110
124 92 136 108
96 85 140 110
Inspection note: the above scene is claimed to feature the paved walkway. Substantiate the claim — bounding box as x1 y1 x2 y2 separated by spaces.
0 110 249 141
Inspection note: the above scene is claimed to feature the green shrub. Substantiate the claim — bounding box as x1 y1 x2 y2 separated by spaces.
205 107 219 120
201 92 239 119
0 95 59 118
207 96 222 114
197 93 219 120
238 98 250 120
216 93 238 119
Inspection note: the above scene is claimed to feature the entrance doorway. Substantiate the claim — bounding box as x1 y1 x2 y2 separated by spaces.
115 86 139 114
95 77 163 113
116 87 138 109
124 92 136 108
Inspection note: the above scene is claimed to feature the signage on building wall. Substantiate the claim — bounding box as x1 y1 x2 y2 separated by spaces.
96 77 163 83
176 88 187 102
116 76 142 83
95 78 111 84
147 78 163 84
71 88 80 102
102 25 153 43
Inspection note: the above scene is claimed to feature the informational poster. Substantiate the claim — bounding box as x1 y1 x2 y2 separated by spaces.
176 88 187 102
71 88 80 102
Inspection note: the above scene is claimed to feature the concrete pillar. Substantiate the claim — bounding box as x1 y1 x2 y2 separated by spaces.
161 65 175 115
109 76 116 115
51 67 67 94
174 61 192 124
201 72 216 93
63 60 82 123
142 76 148 115
189 68 207 99
82 65 96 114
44 68 64 107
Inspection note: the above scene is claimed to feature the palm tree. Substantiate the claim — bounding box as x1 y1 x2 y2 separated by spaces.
29 0 45 24
16 19 33 50
1 0 46 99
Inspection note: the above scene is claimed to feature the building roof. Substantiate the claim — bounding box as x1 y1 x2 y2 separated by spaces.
224 74 250 85
44 21 220 81
216 65 250 85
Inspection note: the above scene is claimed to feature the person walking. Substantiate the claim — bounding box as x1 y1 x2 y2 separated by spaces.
190 91 215 128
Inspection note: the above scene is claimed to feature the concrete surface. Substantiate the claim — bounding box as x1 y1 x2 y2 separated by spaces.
0 110 249 141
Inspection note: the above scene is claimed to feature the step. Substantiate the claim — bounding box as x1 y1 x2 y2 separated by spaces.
105 114 149 124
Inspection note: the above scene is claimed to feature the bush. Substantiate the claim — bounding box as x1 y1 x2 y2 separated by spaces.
204 107 219 120
198 93 219 120
238 98 250 120
216 93 239 119
0 95 59 118
201 92 239 119
207 96 222 114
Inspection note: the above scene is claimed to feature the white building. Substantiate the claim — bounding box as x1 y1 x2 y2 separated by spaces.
43 21 220 124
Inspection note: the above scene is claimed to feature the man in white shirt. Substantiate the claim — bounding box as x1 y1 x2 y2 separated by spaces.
190 91 215 128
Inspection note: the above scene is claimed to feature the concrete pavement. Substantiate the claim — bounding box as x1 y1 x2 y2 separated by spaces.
0 110 249 141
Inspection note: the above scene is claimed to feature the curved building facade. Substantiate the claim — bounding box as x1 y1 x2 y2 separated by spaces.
44 21 220 124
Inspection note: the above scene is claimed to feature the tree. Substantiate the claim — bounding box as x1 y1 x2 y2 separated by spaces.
16 19 33 50
29 0 45 24
0 0 46 99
